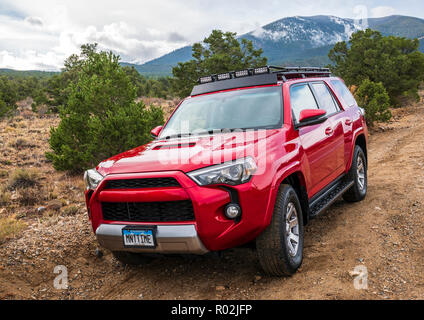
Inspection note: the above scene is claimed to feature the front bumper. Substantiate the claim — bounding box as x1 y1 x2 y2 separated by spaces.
96 224 209 255
87 170 273 253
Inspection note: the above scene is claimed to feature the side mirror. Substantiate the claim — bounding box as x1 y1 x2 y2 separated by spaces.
151 126 163 138
297 109 327 128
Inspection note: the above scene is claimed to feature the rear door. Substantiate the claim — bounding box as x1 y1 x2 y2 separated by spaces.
290 83 339 196
309 82 345 178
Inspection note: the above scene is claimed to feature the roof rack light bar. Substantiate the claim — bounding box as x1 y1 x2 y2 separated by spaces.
253 66 270 75
196 65 332 87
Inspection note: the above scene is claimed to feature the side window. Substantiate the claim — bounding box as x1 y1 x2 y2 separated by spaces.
290 84 319 122
330 79 357 108
311 83 339 115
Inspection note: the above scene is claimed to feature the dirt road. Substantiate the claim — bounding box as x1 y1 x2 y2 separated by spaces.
0 96 423 300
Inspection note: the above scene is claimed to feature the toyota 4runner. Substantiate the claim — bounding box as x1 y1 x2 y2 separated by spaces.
84 66 368 276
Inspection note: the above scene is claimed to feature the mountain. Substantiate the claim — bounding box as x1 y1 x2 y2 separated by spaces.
0 68 58 78
128 15 424 77
122 46 192 77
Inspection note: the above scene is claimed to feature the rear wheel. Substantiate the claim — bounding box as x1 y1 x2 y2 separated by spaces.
343 146 367 203
256 184 304 276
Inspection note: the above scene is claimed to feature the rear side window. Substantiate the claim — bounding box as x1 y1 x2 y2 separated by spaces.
330 79 357 108
311 83 339 115
290 84 318 121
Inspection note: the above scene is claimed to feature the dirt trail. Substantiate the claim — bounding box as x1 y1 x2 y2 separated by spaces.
0 96 423 300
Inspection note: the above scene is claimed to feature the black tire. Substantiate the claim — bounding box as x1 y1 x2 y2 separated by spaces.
343 145 368 203
112 251 149 266
256 184 304 276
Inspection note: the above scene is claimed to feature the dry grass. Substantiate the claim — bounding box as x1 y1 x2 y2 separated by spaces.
140 96 179 120
8 138 36 149
0 187 11 206
0 97 176 245
62 205 80 216
0 215 27 244
7 169 40 190
0 170 8 178
16 187 47 206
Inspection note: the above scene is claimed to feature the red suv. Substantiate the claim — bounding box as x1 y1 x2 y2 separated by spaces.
84 66 368 276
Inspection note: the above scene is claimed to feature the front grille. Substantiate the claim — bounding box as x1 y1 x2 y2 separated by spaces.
104 178 180 189
101 201 195 222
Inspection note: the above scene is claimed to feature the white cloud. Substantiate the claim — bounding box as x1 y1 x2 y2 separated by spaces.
371 6 396 18
24 16 43 27
0 50 62 71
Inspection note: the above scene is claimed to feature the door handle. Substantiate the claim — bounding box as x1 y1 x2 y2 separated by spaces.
325 127 334 136
345 119 352 126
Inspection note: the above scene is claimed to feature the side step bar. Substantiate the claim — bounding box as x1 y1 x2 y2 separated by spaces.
309 177 354 218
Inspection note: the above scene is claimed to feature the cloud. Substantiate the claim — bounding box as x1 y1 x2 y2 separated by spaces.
24 16 43 27
371 6 396 18
54 22 191 65
0 50 63 71
167 32 187 43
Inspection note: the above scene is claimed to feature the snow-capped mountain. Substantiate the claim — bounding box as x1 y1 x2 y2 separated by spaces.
129 15 424 76
247 16 361 47
242 15 363 65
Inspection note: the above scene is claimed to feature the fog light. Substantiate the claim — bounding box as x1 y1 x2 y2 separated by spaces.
225 204 242 220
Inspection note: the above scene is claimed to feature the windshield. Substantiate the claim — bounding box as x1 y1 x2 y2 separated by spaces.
160 86 283 139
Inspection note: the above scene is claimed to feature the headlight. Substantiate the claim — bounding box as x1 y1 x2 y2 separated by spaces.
188 157 257 186
83 169 104 190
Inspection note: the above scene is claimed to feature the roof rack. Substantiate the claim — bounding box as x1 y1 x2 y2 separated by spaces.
269 66 331 81
191 66 332 96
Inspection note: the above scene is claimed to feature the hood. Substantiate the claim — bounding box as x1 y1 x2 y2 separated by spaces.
96 130 281 176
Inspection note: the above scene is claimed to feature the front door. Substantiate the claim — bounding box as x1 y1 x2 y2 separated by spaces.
290 83 341 197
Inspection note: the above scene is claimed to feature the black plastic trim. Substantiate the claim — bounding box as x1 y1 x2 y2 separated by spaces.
308 175 354 218
191 73 278 96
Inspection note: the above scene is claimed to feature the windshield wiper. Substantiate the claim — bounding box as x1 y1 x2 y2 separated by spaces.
163 127 275 140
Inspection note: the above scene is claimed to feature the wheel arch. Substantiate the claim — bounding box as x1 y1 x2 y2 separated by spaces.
355 134 368 164
269 169 310 227
347 131 368 172
280 171 310 226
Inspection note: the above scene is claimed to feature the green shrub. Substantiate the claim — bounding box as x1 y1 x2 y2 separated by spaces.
0 99 11 119
172 30 268 97
355 79 392 127
329 29 424 105
46 46 164 173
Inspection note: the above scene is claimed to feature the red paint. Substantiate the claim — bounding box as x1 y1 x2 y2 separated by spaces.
85 76 368 252
299 109 326 123
150 126 163 137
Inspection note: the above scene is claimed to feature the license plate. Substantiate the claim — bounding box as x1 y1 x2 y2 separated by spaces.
122 227 157 248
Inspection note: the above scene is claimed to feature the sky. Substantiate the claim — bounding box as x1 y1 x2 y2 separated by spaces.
0 0 423 71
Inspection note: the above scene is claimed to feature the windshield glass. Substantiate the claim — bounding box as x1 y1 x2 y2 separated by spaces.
160 86 283 139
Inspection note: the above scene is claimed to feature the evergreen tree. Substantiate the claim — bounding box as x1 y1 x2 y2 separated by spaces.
172 30 268 97
46 46 163 173
329 29 424 105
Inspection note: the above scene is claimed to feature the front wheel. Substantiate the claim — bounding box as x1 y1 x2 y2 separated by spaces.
343 146 368 203
256 184 304 276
